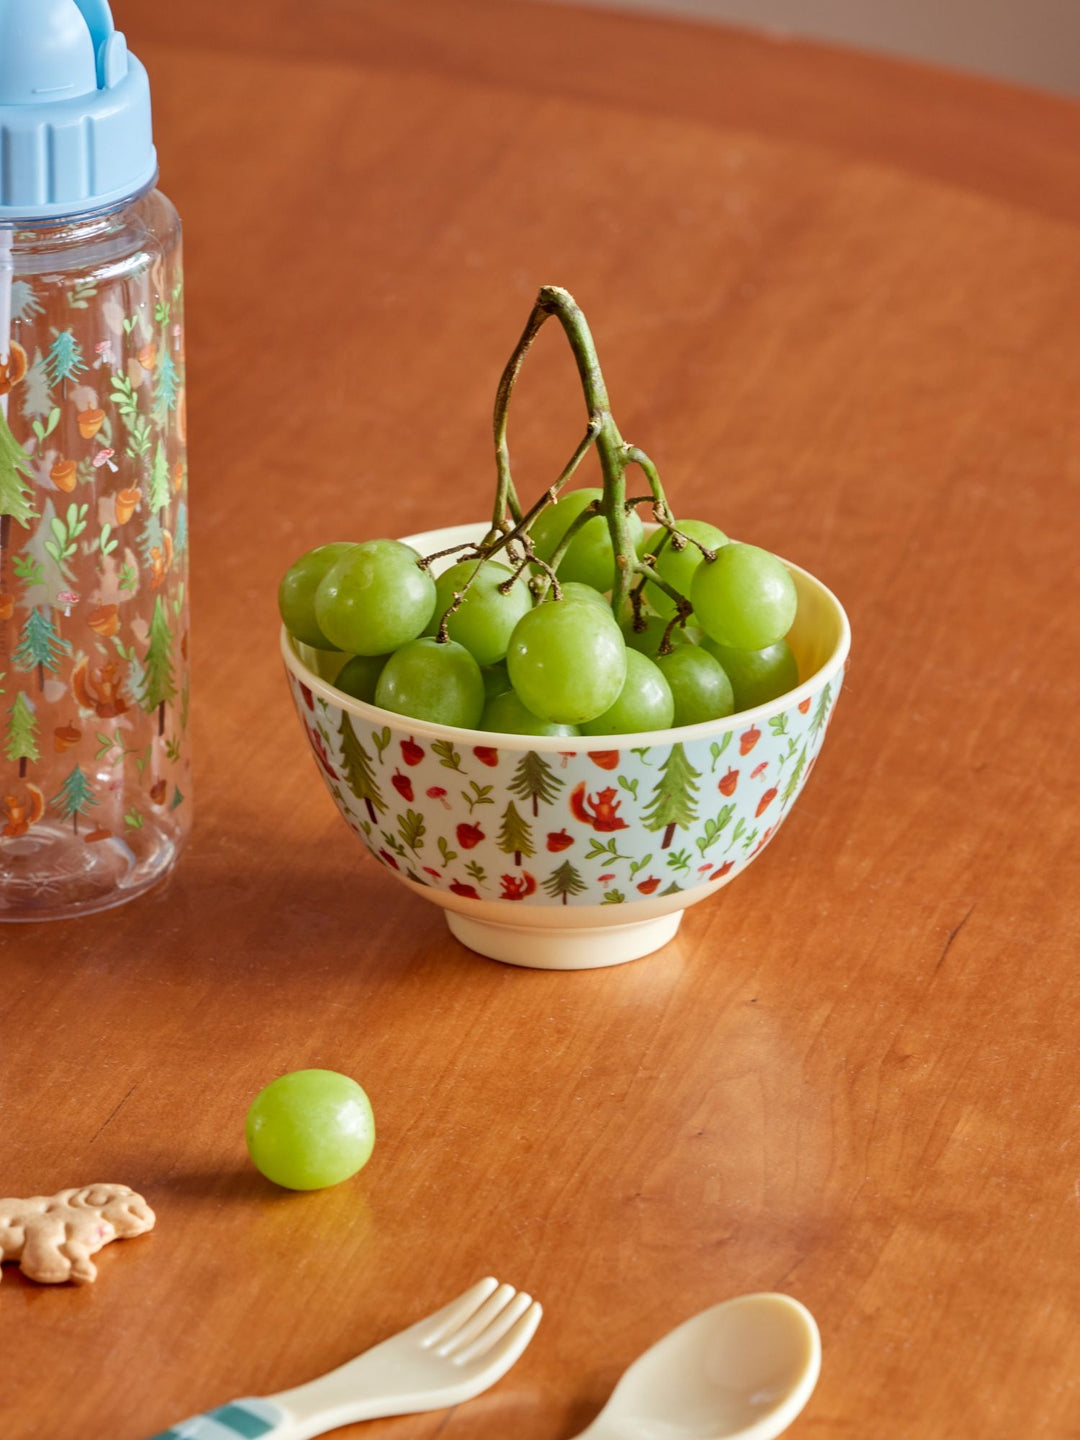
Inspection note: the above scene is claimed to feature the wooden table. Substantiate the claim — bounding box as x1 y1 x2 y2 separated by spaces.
5 2 1079 1435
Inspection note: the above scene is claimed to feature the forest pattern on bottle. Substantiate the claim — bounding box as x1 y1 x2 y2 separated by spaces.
0 265 189 848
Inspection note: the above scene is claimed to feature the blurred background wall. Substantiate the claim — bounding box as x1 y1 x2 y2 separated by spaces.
539 0 1080 95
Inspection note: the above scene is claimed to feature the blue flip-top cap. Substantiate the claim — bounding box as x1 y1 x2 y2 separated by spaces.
0 0 157 222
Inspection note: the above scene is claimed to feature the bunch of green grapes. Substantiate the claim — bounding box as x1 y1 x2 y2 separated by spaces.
278 499 800 736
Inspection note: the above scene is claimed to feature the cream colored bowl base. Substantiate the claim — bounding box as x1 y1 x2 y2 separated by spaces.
445 908 683 969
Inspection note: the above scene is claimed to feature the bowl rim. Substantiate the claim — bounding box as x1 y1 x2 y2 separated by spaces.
282 523 851 752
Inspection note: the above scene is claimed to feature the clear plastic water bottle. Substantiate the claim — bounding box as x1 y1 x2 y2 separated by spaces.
0 0 190 919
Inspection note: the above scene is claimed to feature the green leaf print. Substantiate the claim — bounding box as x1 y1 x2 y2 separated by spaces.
709 734 731 771
397 808 426 854
431 739 465 772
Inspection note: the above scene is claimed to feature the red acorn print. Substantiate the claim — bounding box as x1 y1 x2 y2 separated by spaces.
378 849 400 870
449 879 481 899
299 683 314 711
472 745 499 767
798 697 811 713
499 872 537 900
710 860 735 880
739 726 761 756
391 770 414 801
755 787 777 817
751 761 768 780
547 829 574 852
426 786 450 809
636 876 661 895
588 750 620 770
456 822 484 849
719 767 738 796
401 737 425 765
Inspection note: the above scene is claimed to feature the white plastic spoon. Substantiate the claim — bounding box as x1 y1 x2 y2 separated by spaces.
569 1292 821 1440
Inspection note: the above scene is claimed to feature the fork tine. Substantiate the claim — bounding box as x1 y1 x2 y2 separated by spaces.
453 1291 535 1365
417 1276 500 1347
435 1283 517 1356
460 1298 543 1372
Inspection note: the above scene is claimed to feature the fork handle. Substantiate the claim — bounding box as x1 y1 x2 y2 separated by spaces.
145 1396 289 1439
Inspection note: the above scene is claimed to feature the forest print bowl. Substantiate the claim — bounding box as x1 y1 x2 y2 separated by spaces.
282 524 851 969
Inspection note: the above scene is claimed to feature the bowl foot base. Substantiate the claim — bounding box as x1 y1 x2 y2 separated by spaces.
445 908 683 970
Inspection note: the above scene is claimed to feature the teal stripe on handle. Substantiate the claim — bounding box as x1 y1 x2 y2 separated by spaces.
146 1396 284 1439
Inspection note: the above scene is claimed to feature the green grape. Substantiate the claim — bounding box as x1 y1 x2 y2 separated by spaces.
507 599 627 725
279 542 358 649
424 559 533 666
294 641 347 683
558 581 611 610
315 539 436 656
334 652 390 704
482 690 580 737
691 543 797 650
481 662 511 701
621 607 701 658
245 1069 375 1191
656 646 734 726
701 637 799 711
645 519 728 618
529 487 645 592
581 649 674 735
375 638 485 728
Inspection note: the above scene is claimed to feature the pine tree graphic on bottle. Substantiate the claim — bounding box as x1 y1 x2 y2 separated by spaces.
542 860 587 905
4 692 40 778
45 329 86 396
338 711 386 823
153 351 180 422
507 750 563 816
141 596 177 735
51 763 97 835
497 800 534 866
641 742 701 848
0 407 37 568
149 442 171 514
14 609 71 692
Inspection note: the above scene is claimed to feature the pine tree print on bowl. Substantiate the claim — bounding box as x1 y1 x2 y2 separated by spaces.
282 523 852 970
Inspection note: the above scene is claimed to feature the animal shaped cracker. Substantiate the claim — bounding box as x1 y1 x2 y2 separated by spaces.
0 1184 154 1285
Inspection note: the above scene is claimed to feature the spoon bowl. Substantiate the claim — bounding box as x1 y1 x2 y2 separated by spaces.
572 1293 820 1440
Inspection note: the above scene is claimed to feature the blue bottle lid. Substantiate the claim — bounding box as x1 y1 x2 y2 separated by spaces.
0 0 157 222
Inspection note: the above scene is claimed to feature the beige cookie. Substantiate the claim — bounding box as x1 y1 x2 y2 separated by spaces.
0 1184 154 1285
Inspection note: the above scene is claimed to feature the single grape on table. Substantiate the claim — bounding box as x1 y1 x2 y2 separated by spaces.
245 1069 376 1191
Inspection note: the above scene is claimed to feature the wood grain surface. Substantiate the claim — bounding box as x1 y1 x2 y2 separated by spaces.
3 2 1079 1436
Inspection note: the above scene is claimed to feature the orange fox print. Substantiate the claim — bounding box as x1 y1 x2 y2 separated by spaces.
569 782 628 832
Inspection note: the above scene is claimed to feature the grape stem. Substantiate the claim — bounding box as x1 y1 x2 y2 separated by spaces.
427 285 695 632
490 286 686 617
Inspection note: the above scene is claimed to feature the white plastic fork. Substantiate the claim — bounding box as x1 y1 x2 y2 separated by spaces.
146 1277 542 1440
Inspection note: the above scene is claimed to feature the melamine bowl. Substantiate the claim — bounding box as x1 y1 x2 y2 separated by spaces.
282 524 850 969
